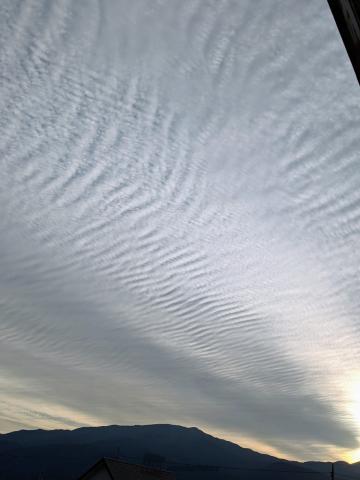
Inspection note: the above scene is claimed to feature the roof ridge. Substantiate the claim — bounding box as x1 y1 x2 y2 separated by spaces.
103 456 171 473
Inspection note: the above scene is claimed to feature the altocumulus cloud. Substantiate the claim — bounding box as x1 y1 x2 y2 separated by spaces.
1 0 360 462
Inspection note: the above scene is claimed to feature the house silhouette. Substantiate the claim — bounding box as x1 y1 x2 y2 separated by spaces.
78 457 176 480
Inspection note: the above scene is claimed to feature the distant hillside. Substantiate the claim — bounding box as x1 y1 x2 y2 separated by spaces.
0 424 337 480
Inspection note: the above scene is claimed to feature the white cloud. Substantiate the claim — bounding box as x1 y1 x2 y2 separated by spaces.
0 0 360 461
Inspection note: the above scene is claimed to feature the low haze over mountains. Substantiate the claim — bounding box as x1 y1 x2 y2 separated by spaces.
1 424 358 480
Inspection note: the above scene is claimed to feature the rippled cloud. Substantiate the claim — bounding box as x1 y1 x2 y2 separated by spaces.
1 0 360 462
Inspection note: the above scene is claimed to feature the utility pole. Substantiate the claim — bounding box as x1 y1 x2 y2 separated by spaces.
327 0 360 84
331 462 335 480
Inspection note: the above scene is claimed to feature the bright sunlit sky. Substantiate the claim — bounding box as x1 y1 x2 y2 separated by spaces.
1 0 360 463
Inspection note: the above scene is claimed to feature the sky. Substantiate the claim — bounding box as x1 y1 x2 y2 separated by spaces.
1 0 360 463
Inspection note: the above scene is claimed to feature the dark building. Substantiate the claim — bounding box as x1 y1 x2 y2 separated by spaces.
327 0 360 83
78 457 176 480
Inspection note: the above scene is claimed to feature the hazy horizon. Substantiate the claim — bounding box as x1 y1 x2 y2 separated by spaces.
1 0 360 464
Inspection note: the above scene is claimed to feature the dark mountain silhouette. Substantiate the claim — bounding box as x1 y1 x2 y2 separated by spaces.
0 424 342 480
305 460 360 477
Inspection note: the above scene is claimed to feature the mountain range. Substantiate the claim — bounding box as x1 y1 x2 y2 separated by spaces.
0 424 359 480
